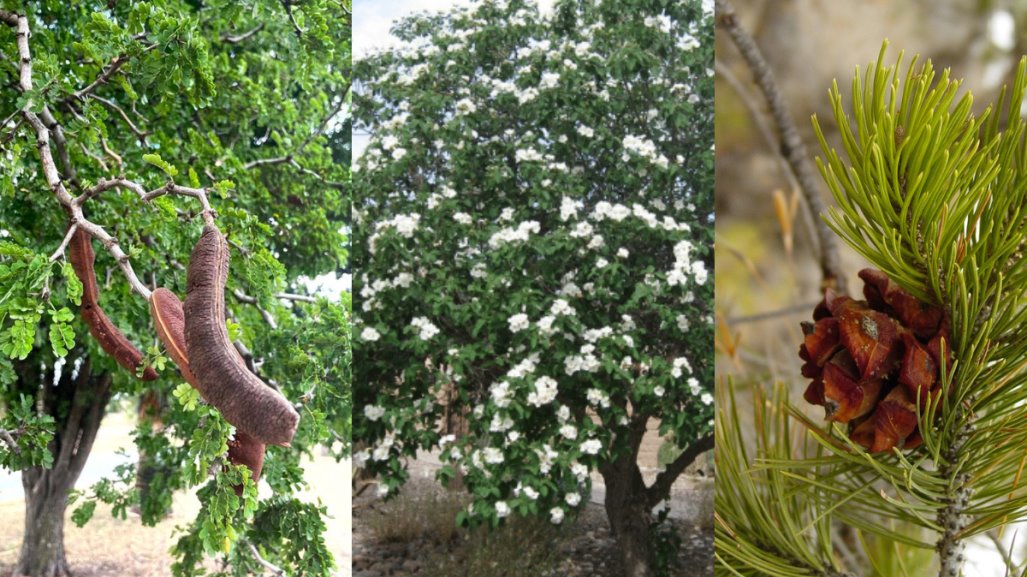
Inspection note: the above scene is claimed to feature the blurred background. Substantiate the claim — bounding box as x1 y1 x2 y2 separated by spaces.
715 1 1027 575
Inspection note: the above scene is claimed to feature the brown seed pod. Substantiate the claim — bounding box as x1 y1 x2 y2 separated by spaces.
149 287 266 493
183 223 299 446
68 229 158 381
150 288 198 386
227 430 266 496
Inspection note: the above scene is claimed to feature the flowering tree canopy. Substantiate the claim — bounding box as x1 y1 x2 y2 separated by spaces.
353 0 712 573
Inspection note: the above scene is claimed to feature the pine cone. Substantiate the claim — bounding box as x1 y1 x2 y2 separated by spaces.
799 269 951 452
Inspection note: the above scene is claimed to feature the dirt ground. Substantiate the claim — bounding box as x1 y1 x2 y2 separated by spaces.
0 411 349 577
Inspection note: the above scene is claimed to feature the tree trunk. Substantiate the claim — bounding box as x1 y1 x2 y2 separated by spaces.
601 452 655 577
16 470 72 577
11 357 111 577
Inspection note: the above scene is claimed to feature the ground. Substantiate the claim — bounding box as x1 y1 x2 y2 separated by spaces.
352 423 713 577
0 410 350 577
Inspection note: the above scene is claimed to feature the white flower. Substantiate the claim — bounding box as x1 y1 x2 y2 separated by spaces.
586 388 610 408
377 484 390 497
411 317 440 340
360 327 381 341
454 97 477 114
523 486 539 500
577 125 594 138
540 71 561 89
490 413 514 432
557 404 570 422
537 315 556 336
527 376 559 406
565 492 581 507
570 461 588 480
550 507 565 524
515 148 543 163
559 196 580 221
581 439 602 455
560 424 578 439
676 314 689 332
490 381 513 408
439 434 456 448
550 299 575 317
392 147 407 160
364 405 386 421
701 392 713 405
508 313 530 333
617 247 629 259
495 501 510 518
483 447 505 464
453 212 474 225
653 385 665 397
500 207 515 221
688 377 701 396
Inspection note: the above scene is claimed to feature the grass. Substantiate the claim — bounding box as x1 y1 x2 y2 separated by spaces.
362 487 568 577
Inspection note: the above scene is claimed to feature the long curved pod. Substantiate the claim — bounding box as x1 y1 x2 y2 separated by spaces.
182 223 299 446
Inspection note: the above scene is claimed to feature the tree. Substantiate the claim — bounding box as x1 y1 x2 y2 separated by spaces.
351 1 713 575
715 42 1027 577
0 1 350 576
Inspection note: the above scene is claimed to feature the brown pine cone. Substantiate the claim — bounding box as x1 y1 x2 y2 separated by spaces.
799 269 951 452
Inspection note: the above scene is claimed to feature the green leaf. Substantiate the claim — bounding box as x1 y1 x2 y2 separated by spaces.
142 153 179 178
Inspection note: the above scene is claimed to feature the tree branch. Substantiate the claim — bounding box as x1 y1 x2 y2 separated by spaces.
49 222 79 262
233 289 278 329
73 54 129 100
282 1 304 38
645 433 713 507
87 94 150 142
247 541 285 576
221 24 264 44
0 427 21 454
715 0 846 294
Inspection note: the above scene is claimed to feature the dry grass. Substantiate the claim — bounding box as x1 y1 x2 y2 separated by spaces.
365 489 467 545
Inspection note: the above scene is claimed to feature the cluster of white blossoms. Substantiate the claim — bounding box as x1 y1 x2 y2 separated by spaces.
508 313 531 333
360 326 381 342
488 220 541 248
363 405 386 422
667 239 707 287
527 375 559 406
368 213 420 254
622 134 670 169
410 316 440 340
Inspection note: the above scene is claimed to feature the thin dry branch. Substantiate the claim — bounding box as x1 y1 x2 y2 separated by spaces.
232 289 279 329
222 24 265 44
73 54 129 100
247 542 285 576
716 0 846 294
88 94 150 142
49 222 79 262
0 428 20 454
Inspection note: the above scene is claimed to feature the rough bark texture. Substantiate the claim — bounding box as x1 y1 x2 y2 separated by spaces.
67 229 158 381
601 453 655 577
183 223 299 446
12 357 112 577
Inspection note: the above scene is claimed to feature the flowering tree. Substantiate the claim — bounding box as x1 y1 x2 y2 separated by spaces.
352 1 713 575
0 2 349 575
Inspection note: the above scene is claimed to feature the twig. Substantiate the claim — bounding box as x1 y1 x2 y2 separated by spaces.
99 135 123 170
79 141 110 172
247 542 285 576
233 289 278 329
88 94 150 142
222 24 264 44
276 292 317 303
0 428 20 454
49 222 79 262
73 54 129 100
716 0 846 294
282 1 304 38
243 86 350 170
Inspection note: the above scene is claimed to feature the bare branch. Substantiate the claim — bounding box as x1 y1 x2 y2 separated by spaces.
79 141 110 172
0 428 20 454
73 54 129 100
282 1 304 38
243 155 292 170
276 292 317 303
88 94 150 142
222 24 265 44
716 0 846 294
49 222 79 262
645 433 713 508
247 541 285 576
233 289 278 329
